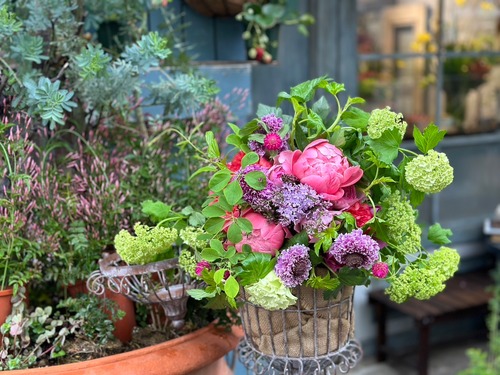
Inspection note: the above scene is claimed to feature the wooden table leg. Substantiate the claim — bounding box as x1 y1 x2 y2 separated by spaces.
417 318 432 375
374 302 387 362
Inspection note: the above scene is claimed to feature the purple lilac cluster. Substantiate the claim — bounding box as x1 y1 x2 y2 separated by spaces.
271 182 323 227
275 244 312 288
328 229 380 269
239 164 274 214
261 114 283 132
300 204 335 235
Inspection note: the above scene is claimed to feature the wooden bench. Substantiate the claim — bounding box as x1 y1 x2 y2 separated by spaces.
368 271 493 375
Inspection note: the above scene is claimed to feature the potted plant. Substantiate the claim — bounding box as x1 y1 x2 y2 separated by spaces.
180 76 461 373
236 0 315 63
0 117 42 324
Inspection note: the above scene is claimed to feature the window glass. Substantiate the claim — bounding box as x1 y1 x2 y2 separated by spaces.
357 0 500 135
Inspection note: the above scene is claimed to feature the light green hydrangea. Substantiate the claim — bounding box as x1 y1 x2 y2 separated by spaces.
179 226 208 250
405 150 454 193
367 106 407 140
114 222 178 265
178 249 197 278
386 246 460 303
381 191 422 254
245 270 297 310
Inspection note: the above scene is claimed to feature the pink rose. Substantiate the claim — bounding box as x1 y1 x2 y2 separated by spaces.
233 211 285 256
291 139 363 201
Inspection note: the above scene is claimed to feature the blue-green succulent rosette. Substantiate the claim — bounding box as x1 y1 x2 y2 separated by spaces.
185 77 460 311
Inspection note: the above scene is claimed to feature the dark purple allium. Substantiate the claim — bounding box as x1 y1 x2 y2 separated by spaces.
239 164 274 214
264 133 284 151
329 229 380 269
275 244 312 287
271 182 323 227
261 114 283 133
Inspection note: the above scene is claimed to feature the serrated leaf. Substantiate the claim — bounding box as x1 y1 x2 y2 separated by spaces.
366 128 401 165
342 107 370 130
428 223 453 245
141 200 171 223
413 123 446 154
239 253 275 286
290 77 328 102
338 268 369 286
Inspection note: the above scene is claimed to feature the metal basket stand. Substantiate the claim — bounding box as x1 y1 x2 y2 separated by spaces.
87 252 194 329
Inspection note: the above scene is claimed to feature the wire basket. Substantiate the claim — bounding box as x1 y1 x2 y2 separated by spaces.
237 285 362 374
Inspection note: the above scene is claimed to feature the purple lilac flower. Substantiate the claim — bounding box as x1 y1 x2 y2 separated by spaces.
248 140 266 156
261 114 283 132
275 244 312 287
329 229 380 269
271 182 323 227
239 164 274 214
300 205 335 235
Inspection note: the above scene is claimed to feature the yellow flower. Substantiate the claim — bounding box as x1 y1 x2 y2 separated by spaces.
416 33 432 44
455 0 466 6
480 1 495 10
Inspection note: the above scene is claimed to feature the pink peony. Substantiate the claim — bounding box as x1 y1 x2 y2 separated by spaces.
276 139 363 202
233 211 286 256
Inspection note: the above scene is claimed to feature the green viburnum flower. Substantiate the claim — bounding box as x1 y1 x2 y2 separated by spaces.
245 270 297 310
386 246 460 303
178 249 197 278
114 223 178 265
381 191 422 254
367 106 407 140
179 226 208 250
405 150 454 193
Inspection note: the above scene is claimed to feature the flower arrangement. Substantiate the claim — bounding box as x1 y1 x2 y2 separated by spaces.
182 76 460 311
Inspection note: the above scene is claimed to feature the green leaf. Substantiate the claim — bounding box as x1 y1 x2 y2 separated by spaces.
338 268 369 286
239 253 276 286
226 134 243 148
283 231 309 248
410 189 426 207
209 239 225 254
141 200 171 223
342 107 370 130
241 152 259 167
188 212 205 227
325 81 345 96
235 218 253 234
306 110 325 138
227 223 243 244
187 288 216 300
201 248 222 262
224 180 243 206
208 170 232 192
205 131 220 158
413 123 447 154
311 96 331 121
204 217 225 235
224 276 239 299
290 77 328 102
427 223 453 245
190 165 217 181
214 269 226 284
366 128 402 165
202 205 226 218
244 171 267 191
306 273 340 290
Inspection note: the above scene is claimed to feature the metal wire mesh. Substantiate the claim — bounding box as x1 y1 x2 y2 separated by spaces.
237 286 362 374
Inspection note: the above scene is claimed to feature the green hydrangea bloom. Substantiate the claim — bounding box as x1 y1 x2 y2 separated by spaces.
405 150 454 193
179 227 208 250
386 246 460 303
381 191 422 254
178 249 197 278
245 270 297 310
367 106 407 140
114 223 178 265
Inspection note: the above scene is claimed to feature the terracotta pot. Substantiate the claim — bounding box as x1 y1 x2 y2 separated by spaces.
6 324 242 375
66 281 136 343
0 287 14 326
